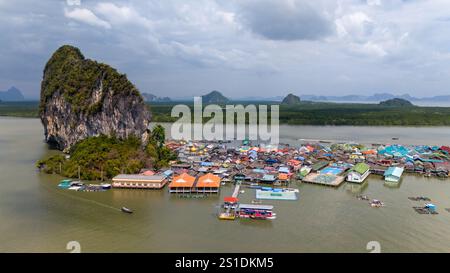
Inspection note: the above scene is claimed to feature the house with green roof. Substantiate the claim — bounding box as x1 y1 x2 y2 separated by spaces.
346 163 370 183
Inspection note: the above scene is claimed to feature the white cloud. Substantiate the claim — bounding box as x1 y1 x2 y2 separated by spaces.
95 2 152 29
335 12 374 40
333 7 410 58
64 8 111 29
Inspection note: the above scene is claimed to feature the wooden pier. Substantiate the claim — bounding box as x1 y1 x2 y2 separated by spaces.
232 183 241 198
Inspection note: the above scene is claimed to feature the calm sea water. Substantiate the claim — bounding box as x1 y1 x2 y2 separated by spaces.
1 118 450 252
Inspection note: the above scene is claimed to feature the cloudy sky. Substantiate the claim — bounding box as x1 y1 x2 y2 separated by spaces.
1 0 450 99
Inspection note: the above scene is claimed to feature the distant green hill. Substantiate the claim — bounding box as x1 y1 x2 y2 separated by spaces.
0 86 25 101
201 90 229 104
379 98 414 107
282 93 301 105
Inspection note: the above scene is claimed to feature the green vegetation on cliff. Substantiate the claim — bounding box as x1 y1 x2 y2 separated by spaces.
36 125 176 180
40 45 143 114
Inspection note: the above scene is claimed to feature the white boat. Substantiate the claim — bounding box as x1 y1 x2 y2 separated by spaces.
121 207 133 214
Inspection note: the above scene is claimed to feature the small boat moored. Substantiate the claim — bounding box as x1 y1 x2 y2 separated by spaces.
101 183 112 189
218 212 235 220
121 207 133 214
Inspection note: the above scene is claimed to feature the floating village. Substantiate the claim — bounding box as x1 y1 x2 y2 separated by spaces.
58 138 450 217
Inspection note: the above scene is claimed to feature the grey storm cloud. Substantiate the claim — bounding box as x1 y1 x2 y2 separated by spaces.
2 0 450 99
236 0 332 41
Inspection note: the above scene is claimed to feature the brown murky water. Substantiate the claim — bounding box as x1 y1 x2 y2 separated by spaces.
1 118 450 252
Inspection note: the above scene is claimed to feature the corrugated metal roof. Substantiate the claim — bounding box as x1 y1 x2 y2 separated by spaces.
384 167 404 177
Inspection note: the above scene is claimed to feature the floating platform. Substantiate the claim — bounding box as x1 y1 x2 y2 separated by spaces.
302 173 345 187
256 190 297 201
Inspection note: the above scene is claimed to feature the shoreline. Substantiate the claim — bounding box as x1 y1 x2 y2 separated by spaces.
2 115 450 128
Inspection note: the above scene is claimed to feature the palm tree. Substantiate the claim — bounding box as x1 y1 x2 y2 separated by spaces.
151 124 165 148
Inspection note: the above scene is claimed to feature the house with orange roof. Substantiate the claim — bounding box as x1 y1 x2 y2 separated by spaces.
195 173 221 193
277 173 290 184
169 173 196 193
287 159 302 171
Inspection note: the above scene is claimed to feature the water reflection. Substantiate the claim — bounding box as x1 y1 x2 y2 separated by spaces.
345 181 369 194
384 180 403 189
238 218 274 229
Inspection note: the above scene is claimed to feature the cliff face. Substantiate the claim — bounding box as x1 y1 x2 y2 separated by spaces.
39 45 150 151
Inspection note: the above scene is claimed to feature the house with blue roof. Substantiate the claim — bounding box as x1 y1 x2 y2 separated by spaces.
384 167 404 182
